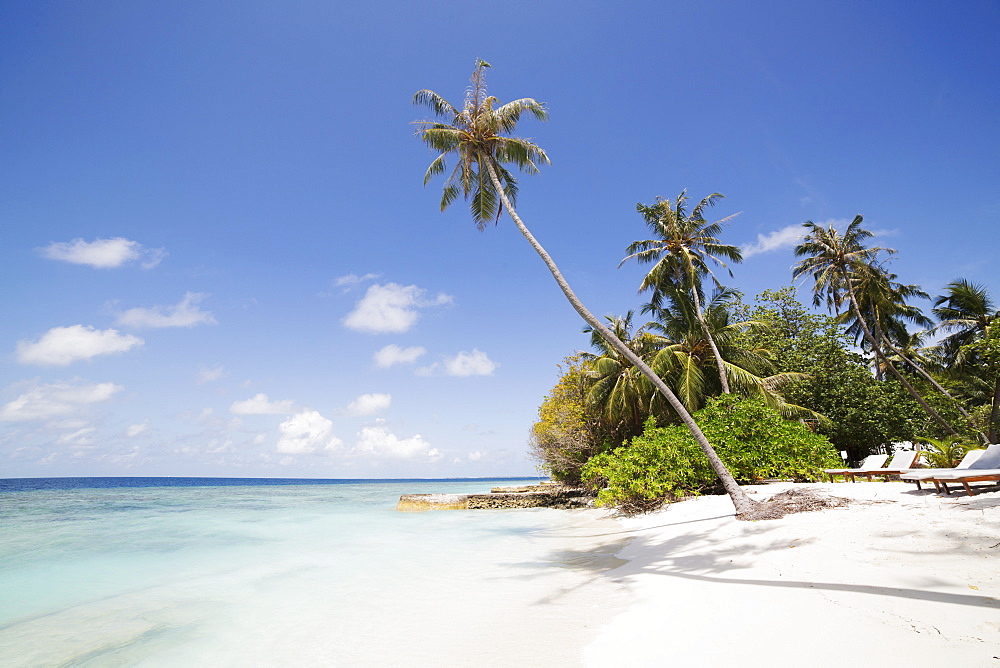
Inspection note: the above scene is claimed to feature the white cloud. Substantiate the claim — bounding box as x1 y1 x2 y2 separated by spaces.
0 381 122 422
741 224 805 258
354 422 440 460
230 393 296 415
444 349 497 377
373 344 426 368
56 427 97 446
197 365 226 384
871 228 900 238
343 283 452 334
125 420 150 437
276 411 343 454
39 237 165 269
346 393 391 416
16 325 144 366
334 273 380 289
742 219 899 260
116 292 216 328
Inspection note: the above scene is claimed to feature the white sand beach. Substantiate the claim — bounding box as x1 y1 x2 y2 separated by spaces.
586 481 1000 667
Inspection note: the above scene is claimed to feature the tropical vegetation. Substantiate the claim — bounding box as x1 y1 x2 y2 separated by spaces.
415 62 998 514
581 396 842 514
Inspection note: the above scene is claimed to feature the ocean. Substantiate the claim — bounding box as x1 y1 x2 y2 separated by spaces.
0 478 630 666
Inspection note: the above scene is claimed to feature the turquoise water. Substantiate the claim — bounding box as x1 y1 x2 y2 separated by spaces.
0 479 628 666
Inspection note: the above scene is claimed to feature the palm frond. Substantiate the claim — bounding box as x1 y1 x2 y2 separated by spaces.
413 89 459 118
414 62 548 226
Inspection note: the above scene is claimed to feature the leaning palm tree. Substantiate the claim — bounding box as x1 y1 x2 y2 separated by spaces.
839 267 932 371
622 191 742 393
837 266 977 432
792 216 959 435
413 61 757 515
580 313 662 442
933 279 1000 441
843 267 983 439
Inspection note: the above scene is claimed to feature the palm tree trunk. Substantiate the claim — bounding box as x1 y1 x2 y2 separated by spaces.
879 334 986 443
689 283 731 394
989 374 1000 443
485 162 757 516
843 278 959 436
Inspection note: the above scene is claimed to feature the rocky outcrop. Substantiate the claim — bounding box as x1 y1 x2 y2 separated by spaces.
395 493 470 511
395 485 592 511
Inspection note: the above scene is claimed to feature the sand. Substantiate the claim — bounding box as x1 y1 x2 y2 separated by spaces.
585 481 1000 667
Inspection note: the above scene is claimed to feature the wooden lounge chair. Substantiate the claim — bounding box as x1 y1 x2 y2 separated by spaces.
901 449 985 491
847 449 921 482
825 454 888 482
925 444 1000 496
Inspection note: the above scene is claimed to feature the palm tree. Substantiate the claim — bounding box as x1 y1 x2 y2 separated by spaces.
933 279 1000 441
580 313 662 442
839 267 931 372
643 287 816 419
837 266 978 432
622 191 742 393
933 280 999 354
413 61 757 515
792 216 959 436
884 329 982 438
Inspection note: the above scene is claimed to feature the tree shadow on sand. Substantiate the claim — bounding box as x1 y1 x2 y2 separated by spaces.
509 497 1000 610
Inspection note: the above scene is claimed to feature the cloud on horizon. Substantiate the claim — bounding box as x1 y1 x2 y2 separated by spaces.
16 325 144 366
353 421 440 460
0 381 122 422
276 410 343 455
343 283 452 334
116 292 216 328
39 237 166 269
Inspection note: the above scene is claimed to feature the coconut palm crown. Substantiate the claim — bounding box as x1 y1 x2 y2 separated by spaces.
624 191 742 308
413 60 550 229
791 216 892 313
622 190 742 393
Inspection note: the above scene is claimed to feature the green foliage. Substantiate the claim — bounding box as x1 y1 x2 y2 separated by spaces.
915 435 976 468
581 396 841 513
528 356 610 483
738 287 925 460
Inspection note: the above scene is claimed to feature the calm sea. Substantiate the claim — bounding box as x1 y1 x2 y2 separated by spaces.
0 477 629 666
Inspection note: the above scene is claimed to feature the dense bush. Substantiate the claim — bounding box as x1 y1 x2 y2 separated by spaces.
581 396 842 513
528 355 609 483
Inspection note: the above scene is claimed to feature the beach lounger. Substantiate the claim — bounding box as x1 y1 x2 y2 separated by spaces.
900 449 985 491
824 454 888 482
925 444 1000 496
846 450 921 482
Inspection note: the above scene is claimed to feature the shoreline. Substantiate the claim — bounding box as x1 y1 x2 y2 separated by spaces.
584 481 1000 667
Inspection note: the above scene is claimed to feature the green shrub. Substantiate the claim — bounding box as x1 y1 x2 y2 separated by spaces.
581 396 842 513
915 435 978 468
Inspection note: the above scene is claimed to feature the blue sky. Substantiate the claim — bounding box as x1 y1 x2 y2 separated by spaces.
2 1 998 478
